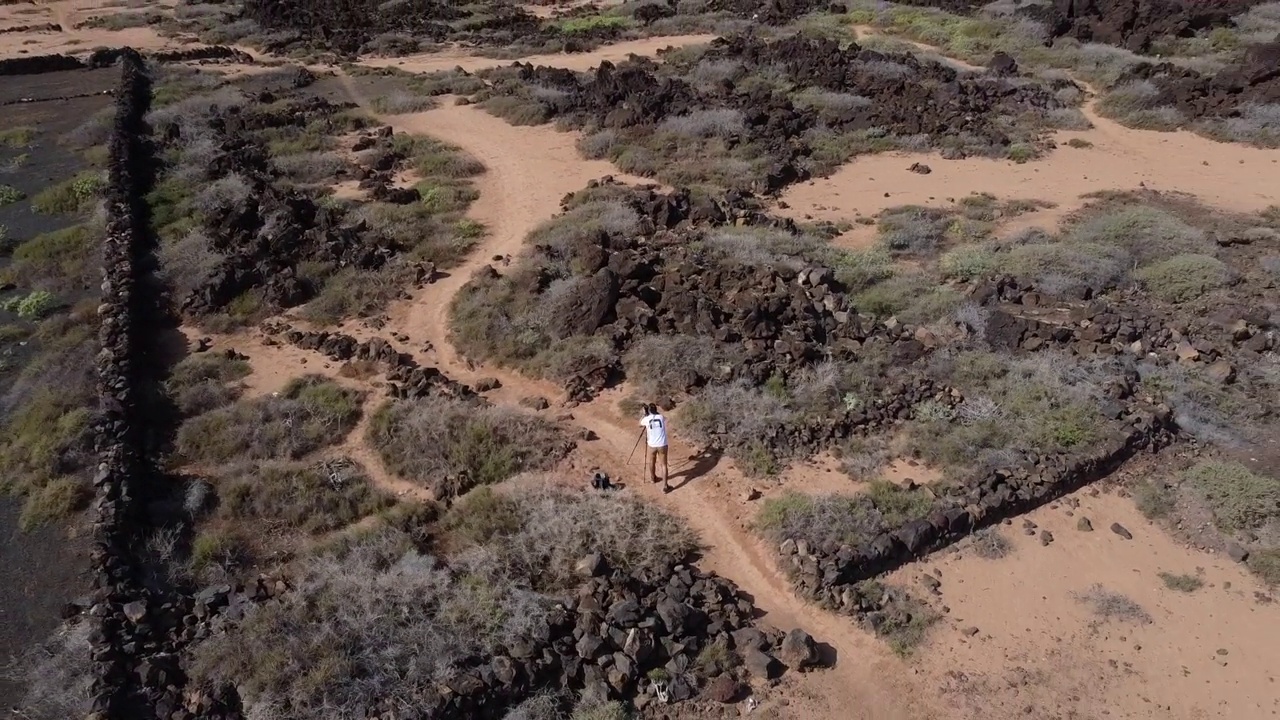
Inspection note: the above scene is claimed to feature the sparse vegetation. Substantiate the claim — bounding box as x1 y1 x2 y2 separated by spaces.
1185 461 1279 532
971 527 1012 559
1157 572 1203 592
1074 585 1152 624
30 172 106 215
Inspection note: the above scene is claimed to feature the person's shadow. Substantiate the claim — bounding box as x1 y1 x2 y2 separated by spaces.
668 447 722 490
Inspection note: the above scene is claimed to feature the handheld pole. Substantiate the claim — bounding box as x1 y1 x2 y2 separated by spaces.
627 433 642 465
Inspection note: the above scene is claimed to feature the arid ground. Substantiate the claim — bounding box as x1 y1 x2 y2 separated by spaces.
1 1 1278 719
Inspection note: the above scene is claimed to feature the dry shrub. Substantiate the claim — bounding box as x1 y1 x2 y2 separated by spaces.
165 352 251 417
366 396 565 487
176 376 363 464
217 459 395 534
1073 584 1152 624
189 530 554 720
460 483 701 588
754 483 933 551
10 621 93 719
622 334 739 397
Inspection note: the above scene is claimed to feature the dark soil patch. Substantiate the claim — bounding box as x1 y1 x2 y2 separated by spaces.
0 497 90 709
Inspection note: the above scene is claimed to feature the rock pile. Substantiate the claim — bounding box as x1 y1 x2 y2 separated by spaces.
148 98 396 317
975 276 1275 366
1046 0 1267 53
238 557 824 718
0 52 86 75
1116 41 1280 119
264 324 477 401
496 34 1074 193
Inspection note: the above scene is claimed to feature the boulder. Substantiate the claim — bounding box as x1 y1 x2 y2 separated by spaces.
779 628 820 670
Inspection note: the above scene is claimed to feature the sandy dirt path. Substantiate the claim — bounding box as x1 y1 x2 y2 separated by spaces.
0 0 196 58
354 34 718 75
781 33 1280 240
890 489 1280 720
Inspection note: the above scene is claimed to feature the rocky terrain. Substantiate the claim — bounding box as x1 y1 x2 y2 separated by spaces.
1 1 1278 720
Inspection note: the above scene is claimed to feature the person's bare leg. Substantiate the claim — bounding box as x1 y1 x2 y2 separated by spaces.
646 447 657 484
661 447 671 491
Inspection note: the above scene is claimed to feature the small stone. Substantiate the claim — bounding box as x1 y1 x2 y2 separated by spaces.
1216 648 1228 656
962 626 979 637
1110 523 1133 540
744 487 762 502
1039 531 1054 546
1077 517 1094 532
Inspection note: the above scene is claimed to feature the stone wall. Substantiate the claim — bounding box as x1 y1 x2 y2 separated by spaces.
776 414 1176 619
88 47 156 720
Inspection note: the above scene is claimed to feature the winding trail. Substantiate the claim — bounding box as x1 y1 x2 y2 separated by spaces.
280 68 943 719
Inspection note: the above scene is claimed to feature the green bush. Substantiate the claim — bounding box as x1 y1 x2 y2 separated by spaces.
1065 205 1208 266
1133 480 1177 518
190 527 253 575
1185 461 1279 532
556 15 631 34
877 205 952 256
1248 549 1280 586
755 483 933 551
939 244 999 280
18 477 91 531
0 388 92 496
165 352 252 416
0 126 34 148
3 291 58 319
442 486 525 547
9 225 95 289
0 184 24 206
1135 254 1231 303
31 172 106 215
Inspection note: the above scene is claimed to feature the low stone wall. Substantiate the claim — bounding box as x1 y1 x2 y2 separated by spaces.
0 52 85 75
776 414 1176 618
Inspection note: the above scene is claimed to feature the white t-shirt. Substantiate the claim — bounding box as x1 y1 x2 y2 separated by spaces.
641 413 667 448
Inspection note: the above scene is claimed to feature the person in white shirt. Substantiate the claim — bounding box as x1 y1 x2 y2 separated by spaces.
637 404 671 493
